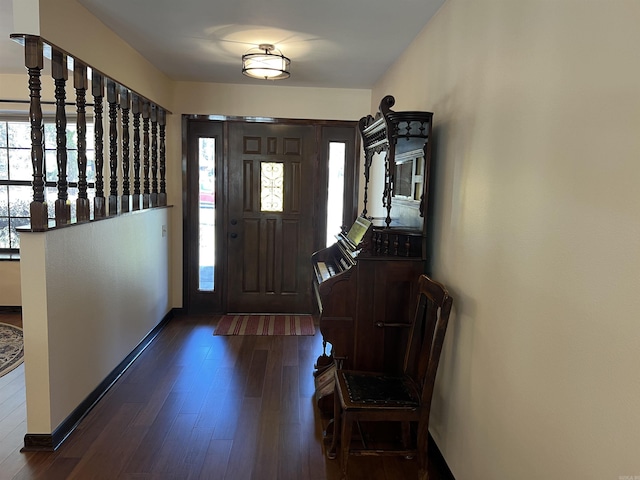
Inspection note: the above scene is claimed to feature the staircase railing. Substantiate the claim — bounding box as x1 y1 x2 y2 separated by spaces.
10 34 169 231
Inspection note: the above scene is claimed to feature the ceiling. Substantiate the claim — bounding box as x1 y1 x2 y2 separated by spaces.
0 0 445 89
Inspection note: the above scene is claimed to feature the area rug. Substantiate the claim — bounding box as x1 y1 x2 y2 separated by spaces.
0 322 24 378
214 314 315 336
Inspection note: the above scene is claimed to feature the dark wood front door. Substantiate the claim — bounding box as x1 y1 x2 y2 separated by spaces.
226 122 316 313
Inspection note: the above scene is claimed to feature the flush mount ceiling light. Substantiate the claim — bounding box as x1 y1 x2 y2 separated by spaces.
242 44 290 80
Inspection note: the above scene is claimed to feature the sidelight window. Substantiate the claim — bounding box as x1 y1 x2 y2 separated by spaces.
326 142 346 246
198 137 216 291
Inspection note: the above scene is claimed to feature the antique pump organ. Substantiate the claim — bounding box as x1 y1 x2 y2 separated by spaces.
312 95 434 410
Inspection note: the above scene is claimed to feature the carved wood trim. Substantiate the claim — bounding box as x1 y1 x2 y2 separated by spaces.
358 95 433 229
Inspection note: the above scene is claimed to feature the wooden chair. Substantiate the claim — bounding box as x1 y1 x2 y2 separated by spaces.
327 274 453 479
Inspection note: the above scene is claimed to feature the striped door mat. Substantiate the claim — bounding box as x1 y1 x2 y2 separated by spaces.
214 314 315 336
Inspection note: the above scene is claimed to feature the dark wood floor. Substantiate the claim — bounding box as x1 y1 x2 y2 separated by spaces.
0 311 452 480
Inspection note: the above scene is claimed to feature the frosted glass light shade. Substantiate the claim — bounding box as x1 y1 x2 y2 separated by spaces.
242 44 290 80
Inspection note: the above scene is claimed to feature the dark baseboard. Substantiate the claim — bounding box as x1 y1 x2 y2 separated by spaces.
0 305 22 314
429 433 456 480
22 308 176 452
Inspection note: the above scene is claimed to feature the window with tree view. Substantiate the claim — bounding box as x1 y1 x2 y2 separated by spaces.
0 118 95 251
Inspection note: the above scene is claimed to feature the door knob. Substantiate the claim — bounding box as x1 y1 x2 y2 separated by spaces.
230 232 238 239
230 219 238 225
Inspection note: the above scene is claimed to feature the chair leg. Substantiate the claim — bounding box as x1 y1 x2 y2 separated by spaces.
327 420 340 460
327 387 341 459
416 426 429 480
401 421 412 452
340 413 353 479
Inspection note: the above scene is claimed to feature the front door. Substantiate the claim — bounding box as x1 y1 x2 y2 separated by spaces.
226 122 316 313
184 118 358 314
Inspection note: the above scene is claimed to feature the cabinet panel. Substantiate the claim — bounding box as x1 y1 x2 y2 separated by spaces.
353 259 424 373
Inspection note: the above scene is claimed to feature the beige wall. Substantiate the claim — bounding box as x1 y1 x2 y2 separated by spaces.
173 81 370 120
372 0 640 478
1 76 28 306
0 261 21 305
36 0 174 108
20 208 171 432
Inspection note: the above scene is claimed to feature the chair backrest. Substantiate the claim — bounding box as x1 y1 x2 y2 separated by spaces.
403 274 453 411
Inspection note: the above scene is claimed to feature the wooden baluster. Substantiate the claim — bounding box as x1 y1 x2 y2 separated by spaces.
158 108 167 206
52 49 70 226
393 234 399 256
405 236 411 257
25 37 47 231
142 101 150 209
74 61 90 222
92 72 106 219
120 86 131 213
131 95 141 211
150 104 158 207
383 233 390 255
107 79 118 216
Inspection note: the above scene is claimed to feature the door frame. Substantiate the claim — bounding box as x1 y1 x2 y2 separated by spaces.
183 118 225 313
183 115 359 314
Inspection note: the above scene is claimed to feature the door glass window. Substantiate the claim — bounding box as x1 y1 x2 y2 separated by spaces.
260 162 284 212
326 142 346 246
198 138 216 291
